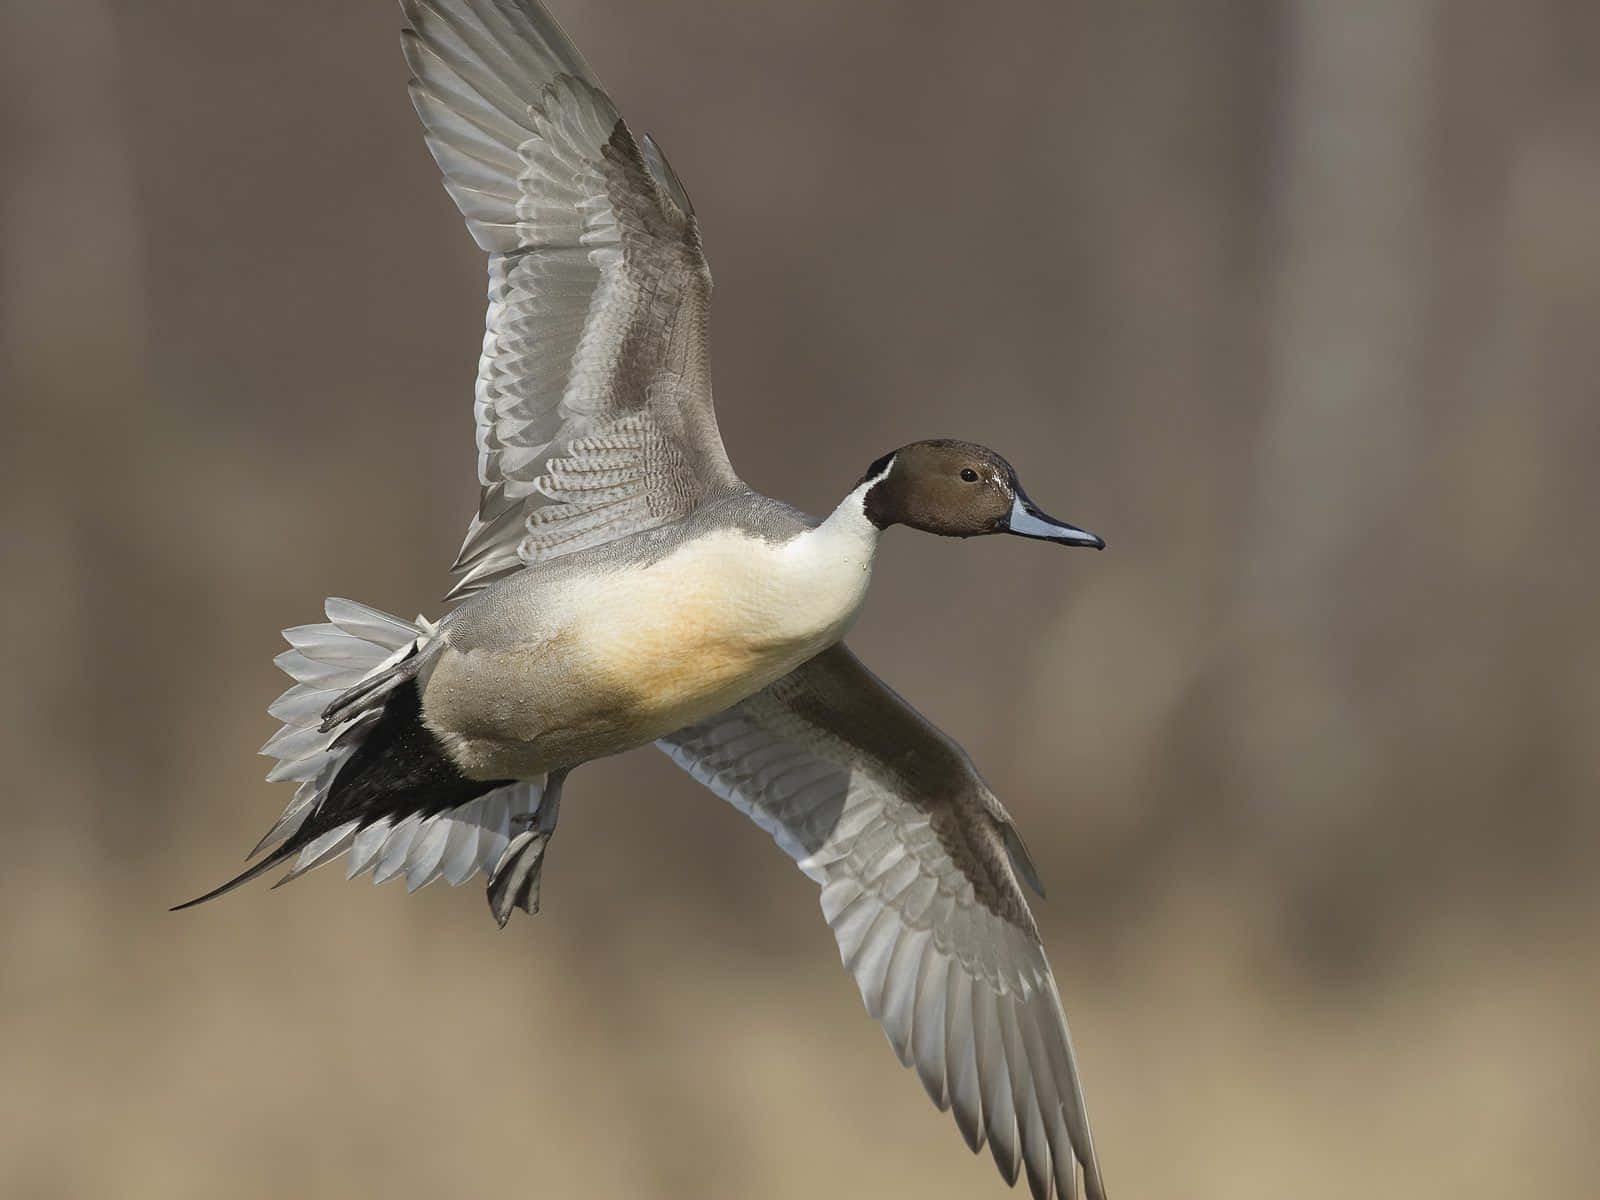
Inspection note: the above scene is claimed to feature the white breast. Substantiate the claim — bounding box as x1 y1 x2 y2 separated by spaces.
576 497 881 727
423 485 883 775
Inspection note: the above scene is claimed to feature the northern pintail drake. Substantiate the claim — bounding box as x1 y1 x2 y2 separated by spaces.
179 2 1108 1196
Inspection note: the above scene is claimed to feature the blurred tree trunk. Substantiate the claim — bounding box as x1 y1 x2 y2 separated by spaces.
1234 1 1438 913
1 0 155 856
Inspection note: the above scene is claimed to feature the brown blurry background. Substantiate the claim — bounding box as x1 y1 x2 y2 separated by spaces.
3 1 1597 1197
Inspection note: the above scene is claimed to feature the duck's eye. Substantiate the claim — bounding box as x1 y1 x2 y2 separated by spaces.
960 468 979 483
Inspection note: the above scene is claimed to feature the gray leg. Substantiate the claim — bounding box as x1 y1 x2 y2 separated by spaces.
486 769 567 928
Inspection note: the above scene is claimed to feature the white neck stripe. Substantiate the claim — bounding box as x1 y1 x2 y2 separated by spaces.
863 453 897 489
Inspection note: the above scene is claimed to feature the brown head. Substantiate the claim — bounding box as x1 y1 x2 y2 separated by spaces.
858 439 1104 548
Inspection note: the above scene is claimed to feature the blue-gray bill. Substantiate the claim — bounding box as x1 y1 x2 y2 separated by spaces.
1004 492 1105 548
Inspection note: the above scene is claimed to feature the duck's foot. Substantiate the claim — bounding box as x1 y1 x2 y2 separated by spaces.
486 769 566 928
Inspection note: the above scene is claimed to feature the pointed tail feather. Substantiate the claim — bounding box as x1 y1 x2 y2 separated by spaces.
170 844 300 911
174 598 547 910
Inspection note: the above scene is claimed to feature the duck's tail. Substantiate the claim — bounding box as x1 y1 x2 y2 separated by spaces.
173 598 544 910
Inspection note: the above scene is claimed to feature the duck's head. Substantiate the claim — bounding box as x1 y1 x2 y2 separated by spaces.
858 440 1104 549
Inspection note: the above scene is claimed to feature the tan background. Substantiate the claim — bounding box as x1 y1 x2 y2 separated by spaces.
4 1 1597 1197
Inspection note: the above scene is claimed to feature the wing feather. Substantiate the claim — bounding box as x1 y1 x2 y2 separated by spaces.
659 645 1108 1199
401 0 739 600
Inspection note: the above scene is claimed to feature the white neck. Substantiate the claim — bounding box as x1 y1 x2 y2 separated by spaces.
811 477 882 555
804 453 893 565
764 478 883 647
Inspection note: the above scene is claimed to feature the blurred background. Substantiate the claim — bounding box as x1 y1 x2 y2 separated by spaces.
3 1 1597 1196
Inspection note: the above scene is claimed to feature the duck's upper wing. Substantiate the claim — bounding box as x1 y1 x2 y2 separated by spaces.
402 0 740 600
658 644 1107 1200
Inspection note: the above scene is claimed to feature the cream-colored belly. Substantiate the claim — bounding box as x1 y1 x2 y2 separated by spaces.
422 527 874 778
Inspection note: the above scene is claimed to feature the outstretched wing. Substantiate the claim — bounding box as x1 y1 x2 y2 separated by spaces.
402 0 740 600
658 645 1107 1200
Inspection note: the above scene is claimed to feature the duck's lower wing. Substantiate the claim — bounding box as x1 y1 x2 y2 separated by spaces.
657 644 1106 1200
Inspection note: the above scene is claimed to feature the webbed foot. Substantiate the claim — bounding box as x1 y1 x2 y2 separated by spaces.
485 769 566 927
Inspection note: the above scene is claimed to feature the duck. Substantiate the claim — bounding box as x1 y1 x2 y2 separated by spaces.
177 2 1108 1197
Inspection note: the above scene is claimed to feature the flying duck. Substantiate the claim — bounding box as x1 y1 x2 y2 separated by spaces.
179 2 1108 1196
